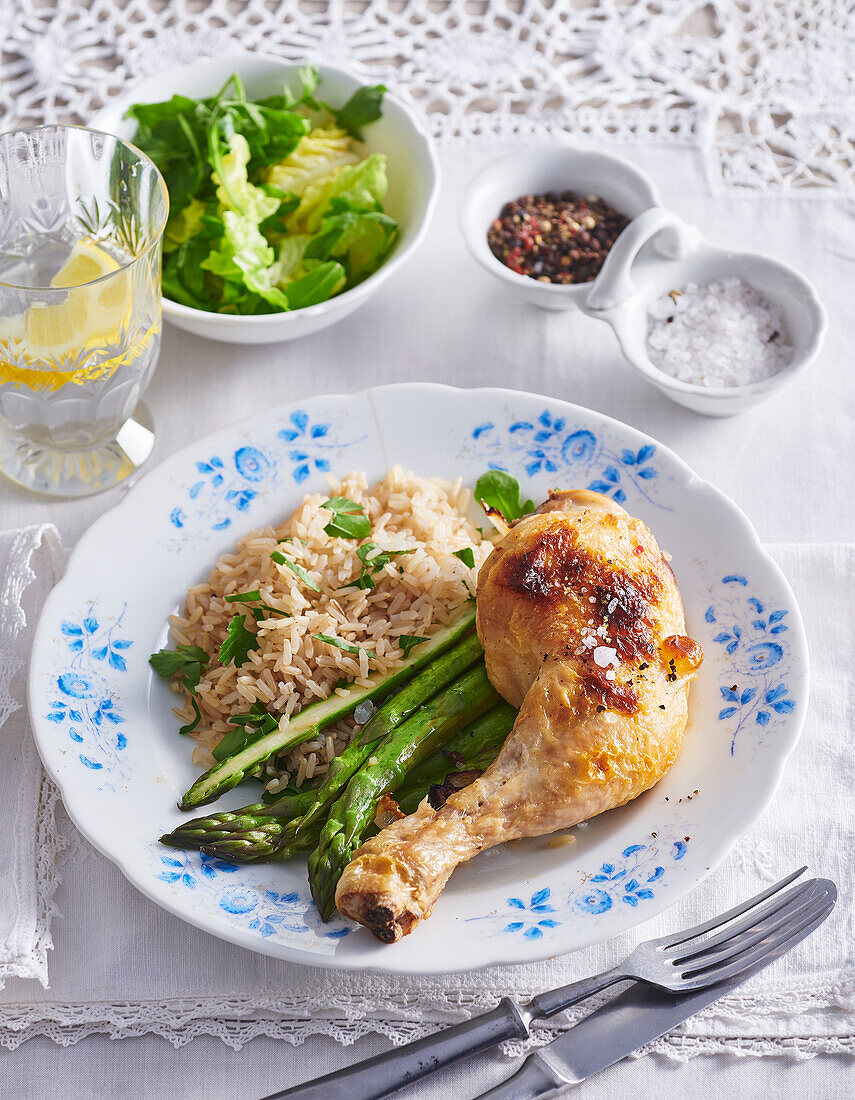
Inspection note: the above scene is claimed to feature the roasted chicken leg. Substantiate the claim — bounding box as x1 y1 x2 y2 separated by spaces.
335 489 703 942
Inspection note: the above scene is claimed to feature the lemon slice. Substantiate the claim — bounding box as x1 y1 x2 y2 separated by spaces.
51 237 122 288
21 238 132 360
0 238 159 392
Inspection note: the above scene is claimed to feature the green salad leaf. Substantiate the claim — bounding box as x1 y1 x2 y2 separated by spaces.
328 84 388 141
127 72 394 316
475 470 535 525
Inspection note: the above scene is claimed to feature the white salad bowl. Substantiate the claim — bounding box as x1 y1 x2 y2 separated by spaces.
459 145 661 312
29 383 808 973
583 208 829 417
90 53 440 345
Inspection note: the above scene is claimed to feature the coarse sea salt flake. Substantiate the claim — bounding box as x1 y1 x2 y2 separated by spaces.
646 277 792 388
593 645 618 668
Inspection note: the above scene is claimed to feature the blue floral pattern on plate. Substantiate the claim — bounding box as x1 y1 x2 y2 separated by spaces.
706 575 795 752
469 839 688 939
470 409 669 509
45 606 131 782
168 410 366 535
155 850 351 944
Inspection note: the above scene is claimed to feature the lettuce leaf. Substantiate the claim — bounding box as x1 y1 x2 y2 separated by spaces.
212 133 281 221
267 125 360 196
304 201 398 282
289 152 389 234
163 198 207 253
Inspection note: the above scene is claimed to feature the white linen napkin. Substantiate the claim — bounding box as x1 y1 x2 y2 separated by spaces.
1 531 852 1059
0 526 65 989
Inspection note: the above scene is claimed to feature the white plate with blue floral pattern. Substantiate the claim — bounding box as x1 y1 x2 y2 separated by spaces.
29 384 808 973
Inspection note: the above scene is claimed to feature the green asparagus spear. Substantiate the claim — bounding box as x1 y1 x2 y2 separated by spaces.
200 660 497 864
162 633 483 855
179 606 476 809
168 702 511 861
308 663 499 920
269 632 485 856
394 702 515 814
160 790 313 850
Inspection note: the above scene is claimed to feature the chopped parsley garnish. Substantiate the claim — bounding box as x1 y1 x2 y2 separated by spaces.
475 470 534 525
149 644 211 733
453 547 476 568
398 635 428 658
218 613 260 666
213 702 278 761
225 589 290 618
271 550 322 592
313 633 375 658
321 496 371 539
341 542 415 590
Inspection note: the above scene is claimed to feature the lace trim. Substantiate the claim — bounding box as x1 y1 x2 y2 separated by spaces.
1 992 853 1056
0 527 67 989
2 0 854 192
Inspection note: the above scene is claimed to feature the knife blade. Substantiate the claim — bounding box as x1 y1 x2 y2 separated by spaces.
478 879 836 1099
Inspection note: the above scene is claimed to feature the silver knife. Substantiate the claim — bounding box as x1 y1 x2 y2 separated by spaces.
477 879 837 1099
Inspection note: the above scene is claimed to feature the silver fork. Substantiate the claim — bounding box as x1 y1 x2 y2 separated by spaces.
268 868 824 1100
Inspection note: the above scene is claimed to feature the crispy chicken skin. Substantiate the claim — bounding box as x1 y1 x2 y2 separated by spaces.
335 489 703 943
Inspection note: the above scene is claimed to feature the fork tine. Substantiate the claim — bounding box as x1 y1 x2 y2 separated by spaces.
674 882 828 970
676 886 836 989
668 878 823 963
653 867 808 950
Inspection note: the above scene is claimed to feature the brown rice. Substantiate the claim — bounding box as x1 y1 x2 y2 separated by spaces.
169 467 492 787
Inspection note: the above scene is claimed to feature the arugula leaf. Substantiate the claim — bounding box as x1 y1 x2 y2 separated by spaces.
453 547 476 568
313 633 375 658
271 551 322 593
398 635 428 658
218 613 260 666
475 470 535 525
281 261 346 309
328 84 387 141
321 497 370 539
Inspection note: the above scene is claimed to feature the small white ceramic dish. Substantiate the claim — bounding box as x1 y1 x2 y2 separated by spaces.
583 208 828 417
459 146 660 311
90 53 440 345
461 153 826 417
29 383 808 973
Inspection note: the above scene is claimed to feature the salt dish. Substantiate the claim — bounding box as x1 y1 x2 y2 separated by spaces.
583 208 828 417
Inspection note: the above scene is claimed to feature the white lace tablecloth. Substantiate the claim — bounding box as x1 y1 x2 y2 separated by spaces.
2 3 855 1097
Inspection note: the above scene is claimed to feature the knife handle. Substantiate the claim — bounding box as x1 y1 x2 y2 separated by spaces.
262 997 529 1100
477 1054 571 1099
